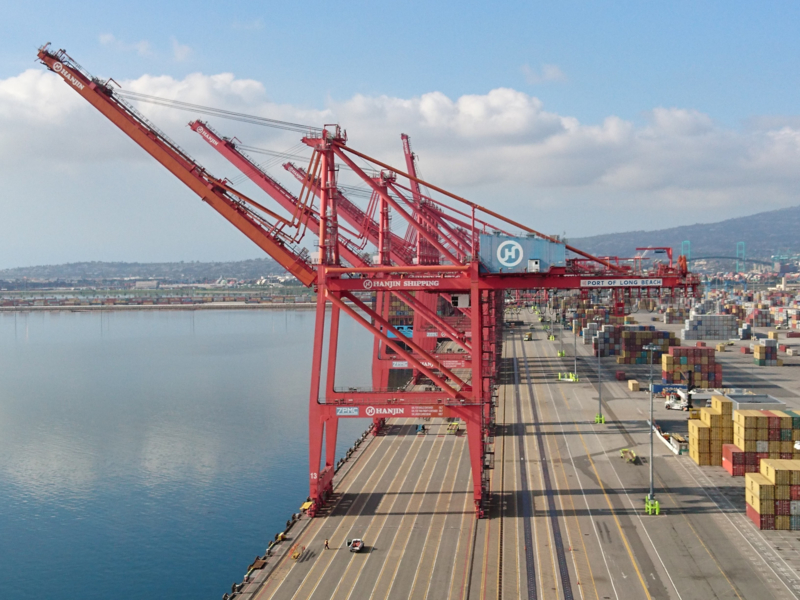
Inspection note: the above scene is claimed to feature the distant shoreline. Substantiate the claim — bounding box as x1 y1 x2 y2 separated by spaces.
0 302 318 313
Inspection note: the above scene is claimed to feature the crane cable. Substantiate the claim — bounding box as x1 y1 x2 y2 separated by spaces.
114 89 322 135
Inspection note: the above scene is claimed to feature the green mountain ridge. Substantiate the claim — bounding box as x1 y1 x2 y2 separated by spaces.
570 205 800 262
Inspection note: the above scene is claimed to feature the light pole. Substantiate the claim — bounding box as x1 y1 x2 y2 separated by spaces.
594 316 604 424
644 343 660 514
573 321 578 376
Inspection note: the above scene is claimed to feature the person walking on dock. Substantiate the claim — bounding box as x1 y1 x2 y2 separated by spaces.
324 539 329 550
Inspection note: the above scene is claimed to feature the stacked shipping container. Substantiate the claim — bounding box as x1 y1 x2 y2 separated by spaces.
746 460 800 530
688 396 733 466
661 347 723 388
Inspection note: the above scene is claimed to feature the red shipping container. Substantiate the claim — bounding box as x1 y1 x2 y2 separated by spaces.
696 341 706 347
746 463 759 473
740 347 750 354
748 503 775 530
781 453 793 459
616 371 625 381
788 332 800 338
745 452 758 465
734 464 745 476
780 345 789 352
765 411 781 429
723 457 734 476
723 444 745 465
770 429 782 441
776 500 791 516
791 486 800 501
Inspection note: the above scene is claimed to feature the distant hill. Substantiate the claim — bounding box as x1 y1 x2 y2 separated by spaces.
0 259 283 282
570 205 800 261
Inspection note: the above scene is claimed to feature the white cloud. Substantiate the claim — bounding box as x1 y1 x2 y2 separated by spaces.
99 33 153 57
171 37 192 62
522 63 567 84
1 66 799 267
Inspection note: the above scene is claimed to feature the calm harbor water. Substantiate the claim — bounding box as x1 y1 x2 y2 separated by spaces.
0 309 372 599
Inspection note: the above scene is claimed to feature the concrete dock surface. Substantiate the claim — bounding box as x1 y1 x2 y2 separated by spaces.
240 315 800 600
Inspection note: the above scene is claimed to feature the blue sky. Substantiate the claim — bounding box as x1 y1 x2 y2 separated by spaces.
1 1 799 267
6 1 798 126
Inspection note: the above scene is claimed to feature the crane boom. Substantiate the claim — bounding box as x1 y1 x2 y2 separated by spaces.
188 120 369 268
37 45 316 287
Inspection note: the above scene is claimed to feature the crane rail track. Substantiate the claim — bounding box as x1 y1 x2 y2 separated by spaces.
516 330 575 600
511 334 538 600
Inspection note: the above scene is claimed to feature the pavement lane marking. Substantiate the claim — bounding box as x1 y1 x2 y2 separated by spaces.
659 484 745 600
527 344 652 600
254 421 407 600
527 319 619 600
516 348 548 599
324 427 433 600
346 423 454 600
310 430 442 600
280 420 415 600
364 431 453 600
404 432 465 600
447 462 477 600
419 440 468 600
534 333 675 600
535 365 600 600
386 433 462 600
676 455 800 599
518 340 569 600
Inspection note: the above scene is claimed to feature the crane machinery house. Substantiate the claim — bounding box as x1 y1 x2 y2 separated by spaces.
479 234 566 274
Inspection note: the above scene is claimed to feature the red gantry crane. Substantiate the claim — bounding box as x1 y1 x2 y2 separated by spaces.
37 44 700 517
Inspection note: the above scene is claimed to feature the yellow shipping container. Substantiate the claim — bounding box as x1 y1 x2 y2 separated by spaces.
777 515 791 530
757 428 769 441
782 441 795 454
761 459 793 485
688 420 711 439
734 410 759 428
789 460 800 485
775 485 791 500
734 422 757 441
700 407 723 429
769 441 781 453
746 490 774 514
712 395 733 415
746 473 775 498
628 380 639 392
772 410 793 429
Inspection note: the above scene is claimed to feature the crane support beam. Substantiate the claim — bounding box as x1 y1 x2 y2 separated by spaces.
334 142 628 273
